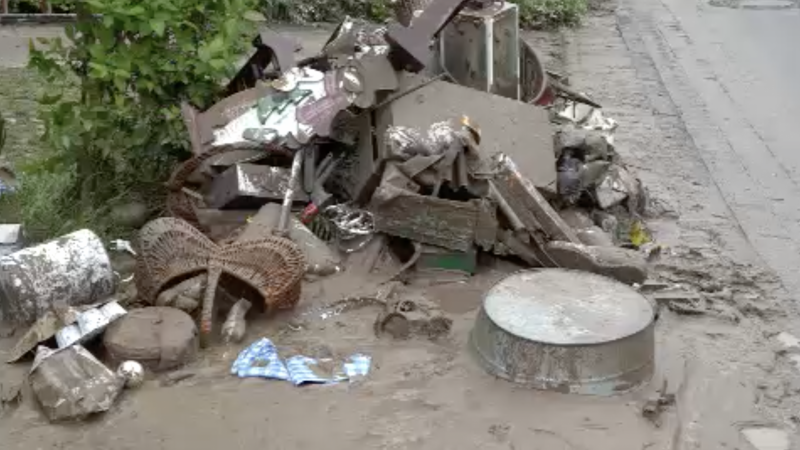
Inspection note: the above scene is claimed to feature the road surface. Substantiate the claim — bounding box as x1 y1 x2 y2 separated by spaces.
618 0 800 298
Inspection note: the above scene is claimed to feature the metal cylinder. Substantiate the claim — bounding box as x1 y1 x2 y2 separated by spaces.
470 269 655 396
0 229 116 325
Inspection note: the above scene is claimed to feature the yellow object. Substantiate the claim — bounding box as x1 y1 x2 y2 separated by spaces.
629 220 651 248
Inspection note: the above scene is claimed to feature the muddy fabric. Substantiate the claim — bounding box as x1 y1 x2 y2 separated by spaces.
103 307 198 372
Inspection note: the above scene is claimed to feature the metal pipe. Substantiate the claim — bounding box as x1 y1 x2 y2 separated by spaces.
276 147 305 236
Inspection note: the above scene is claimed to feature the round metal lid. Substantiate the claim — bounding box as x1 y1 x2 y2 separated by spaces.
484 269 654 346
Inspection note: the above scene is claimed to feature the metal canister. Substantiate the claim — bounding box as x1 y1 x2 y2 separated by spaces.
0 229 116 325
470 269 655 396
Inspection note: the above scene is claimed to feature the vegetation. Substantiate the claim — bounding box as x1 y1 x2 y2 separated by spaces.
259 0 586 29
15 0 262 241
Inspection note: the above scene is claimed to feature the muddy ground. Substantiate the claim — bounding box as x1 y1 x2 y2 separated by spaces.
1 5 799 449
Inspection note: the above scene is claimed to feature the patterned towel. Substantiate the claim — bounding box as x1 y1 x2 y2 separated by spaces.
231 338 371 386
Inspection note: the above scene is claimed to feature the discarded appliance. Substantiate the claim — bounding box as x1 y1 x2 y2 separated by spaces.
470 269 655 395
439 1 520 99
0 229 116 325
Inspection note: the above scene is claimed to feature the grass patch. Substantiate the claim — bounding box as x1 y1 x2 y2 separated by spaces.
0 67 154 242
514 0 588 28
0 67 42 227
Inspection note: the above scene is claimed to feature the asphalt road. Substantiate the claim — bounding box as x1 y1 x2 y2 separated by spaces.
618 0 800 299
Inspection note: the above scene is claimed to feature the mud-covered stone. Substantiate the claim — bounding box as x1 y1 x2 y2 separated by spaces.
103 307 198 372
544 241 648 285
576 226 615 247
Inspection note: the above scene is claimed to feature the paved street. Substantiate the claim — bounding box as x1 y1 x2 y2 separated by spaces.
618 0 800 298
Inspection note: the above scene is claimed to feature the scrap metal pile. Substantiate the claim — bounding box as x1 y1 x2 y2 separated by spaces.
0 0 655 422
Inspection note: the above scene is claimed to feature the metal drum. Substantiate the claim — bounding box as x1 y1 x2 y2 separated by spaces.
470 269 655 396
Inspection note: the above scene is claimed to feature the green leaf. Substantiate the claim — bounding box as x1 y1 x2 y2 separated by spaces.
243 10 266 21
127 5 146 16
208 58 226 70
208 36 224 54
150 19 166 36
39 93 63 105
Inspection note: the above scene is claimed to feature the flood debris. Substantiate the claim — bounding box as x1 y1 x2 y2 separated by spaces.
230 337 371 385
102 307 198 372
0 229 116 325
29 345 123 422
641 379 675 427
0 0 666 413
117 360 145 389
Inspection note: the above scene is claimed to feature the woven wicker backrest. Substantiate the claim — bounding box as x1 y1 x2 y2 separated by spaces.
136 217 306 345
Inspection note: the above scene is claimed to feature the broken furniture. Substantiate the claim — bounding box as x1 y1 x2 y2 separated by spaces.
136 218 306 346
470 269 655 395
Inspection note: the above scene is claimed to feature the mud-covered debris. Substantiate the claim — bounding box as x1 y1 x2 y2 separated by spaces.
0 224 21 245
774 332 800 353
207 163 308 210
29 345 123 422
544 241 648 285
117 360 145 389
237 203 342 276
0 229 116 326
641 380 675 427
103 307 198 372
0 379 22 411
650 290 707 315
156 274 206 313
55 300 127 349
374 292 453 341
221 299 252 344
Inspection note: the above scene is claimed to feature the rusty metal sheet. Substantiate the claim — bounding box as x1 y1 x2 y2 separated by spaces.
206 163 308 210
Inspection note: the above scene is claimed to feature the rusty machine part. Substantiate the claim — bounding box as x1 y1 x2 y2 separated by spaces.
136 218 306 347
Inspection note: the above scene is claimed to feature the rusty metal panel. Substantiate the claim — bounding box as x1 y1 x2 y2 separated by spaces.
440 3 519 99
206 163 308 210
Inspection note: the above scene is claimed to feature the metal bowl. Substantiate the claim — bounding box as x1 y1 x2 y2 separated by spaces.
470 269 655 396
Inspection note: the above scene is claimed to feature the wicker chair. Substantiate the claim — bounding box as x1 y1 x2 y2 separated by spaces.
136 217 306 346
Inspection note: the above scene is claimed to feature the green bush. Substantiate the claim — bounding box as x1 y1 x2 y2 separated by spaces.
23 0 261 241
258 0 584 29
512 0 587 28
261 0 392 23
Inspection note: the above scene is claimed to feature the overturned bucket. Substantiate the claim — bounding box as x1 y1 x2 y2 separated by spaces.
470 269 655 395
0 229 116 325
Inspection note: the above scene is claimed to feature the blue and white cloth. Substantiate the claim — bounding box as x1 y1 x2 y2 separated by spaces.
231 338 371 386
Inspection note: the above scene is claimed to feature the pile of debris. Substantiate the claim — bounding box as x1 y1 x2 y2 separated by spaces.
0 0 656 422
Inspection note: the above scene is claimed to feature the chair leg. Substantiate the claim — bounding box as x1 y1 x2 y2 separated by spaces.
199 268 221 348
